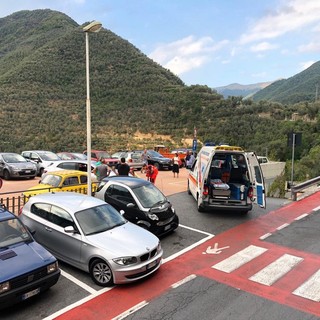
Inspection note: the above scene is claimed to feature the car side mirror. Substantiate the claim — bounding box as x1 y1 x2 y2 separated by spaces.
64 226 76 233
119 209 125 215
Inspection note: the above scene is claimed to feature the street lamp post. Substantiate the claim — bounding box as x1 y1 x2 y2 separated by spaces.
83 21 102 196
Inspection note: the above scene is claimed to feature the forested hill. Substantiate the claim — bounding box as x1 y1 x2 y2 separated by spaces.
1 9 320 184
252 61 320 104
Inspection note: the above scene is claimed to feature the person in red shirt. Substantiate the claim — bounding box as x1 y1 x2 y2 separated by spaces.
145 164 158 184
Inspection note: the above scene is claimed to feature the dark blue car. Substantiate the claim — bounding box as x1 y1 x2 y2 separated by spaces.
0 204 60 309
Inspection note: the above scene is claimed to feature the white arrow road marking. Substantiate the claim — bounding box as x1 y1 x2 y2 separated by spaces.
203 242 230 255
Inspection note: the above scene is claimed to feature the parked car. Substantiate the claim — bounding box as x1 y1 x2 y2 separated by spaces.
20 193 163 286
23 170 97 198
146 150 172 170
112 151 144 170
0 204 60 309
84 150 120 167
41 160 96 177
57 152 88 160
0 153 37 180
94 176 179 237
21 150 61 176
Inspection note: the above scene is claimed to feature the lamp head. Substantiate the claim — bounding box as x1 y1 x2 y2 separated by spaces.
83 21 102 33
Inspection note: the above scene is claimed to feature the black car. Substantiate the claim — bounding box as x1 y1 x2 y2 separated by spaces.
146 150 172 170
0 204 60 309
94 176 179 237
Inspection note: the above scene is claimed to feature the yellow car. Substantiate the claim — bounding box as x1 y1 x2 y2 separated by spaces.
24 170 97 199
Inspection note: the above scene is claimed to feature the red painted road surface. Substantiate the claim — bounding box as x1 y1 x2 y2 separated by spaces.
54 192 320 319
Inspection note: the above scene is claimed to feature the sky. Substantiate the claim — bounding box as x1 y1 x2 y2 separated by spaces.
1 0 320 88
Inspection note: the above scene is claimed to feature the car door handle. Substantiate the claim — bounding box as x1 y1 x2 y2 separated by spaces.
45 227 52 232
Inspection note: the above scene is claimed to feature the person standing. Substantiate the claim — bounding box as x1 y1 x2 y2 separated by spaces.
92 162 110 181
172 153 180 178
117 157 131 176
141 149 148 173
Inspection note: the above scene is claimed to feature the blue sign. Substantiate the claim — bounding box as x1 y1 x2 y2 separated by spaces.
192 139 197 152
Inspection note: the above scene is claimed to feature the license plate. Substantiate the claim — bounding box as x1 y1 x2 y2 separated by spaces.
22 288 40 300
25 170 31 173
164 224 171 231
146 259 158 270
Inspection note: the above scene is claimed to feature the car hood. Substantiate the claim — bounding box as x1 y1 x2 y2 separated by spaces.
0 241 56 282
86 222 159 256
8 162 36 169
24 184 56 196
152 156 171 162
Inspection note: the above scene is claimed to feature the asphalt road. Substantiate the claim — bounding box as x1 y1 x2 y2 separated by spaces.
2 171 320 319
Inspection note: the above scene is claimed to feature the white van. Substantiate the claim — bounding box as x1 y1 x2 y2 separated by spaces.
187 145 266 213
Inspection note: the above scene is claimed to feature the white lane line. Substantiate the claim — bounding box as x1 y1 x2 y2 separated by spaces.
293 269 320 301
313 205 320 211
260 233 272 240
179 223 214 236
60 269 97 295
276 223 289 230
212 245 267 273
249 254 303 286
163 233 214 263
112 301 149 320
295 213 309 220
43 286 113 320
171 274 197 288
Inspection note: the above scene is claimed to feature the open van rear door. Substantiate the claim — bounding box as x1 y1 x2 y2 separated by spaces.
246 152 266 208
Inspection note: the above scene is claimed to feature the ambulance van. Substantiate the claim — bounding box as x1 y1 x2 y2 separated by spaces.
187 145 265 213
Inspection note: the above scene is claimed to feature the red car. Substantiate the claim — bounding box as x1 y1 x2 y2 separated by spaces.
83 150 119 167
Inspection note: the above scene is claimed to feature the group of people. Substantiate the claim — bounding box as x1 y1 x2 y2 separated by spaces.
93 157 132 181
93 149 197 184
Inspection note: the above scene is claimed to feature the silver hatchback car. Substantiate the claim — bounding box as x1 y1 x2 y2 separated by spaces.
21 193 163 286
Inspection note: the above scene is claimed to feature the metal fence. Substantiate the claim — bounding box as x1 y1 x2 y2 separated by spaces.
0 184 98 215
291 176 320 201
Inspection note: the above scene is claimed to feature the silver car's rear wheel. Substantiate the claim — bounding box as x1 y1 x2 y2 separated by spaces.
89 259 113 286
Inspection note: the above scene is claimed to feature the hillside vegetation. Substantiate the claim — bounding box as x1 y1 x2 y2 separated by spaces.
1 9 320 184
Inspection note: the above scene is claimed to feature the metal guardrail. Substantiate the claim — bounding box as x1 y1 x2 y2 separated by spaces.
291 176 320 201
0 183 98 215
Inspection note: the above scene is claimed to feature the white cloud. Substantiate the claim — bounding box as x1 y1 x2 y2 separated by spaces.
149 36 229 75
250 42 278 52
239 0 320 44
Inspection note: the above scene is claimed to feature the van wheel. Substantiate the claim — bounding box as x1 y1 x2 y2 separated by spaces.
187 181 192 195
197 194 205 212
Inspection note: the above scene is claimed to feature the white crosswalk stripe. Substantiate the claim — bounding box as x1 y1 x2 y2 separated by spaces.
211 244 320 302
212 245 267 273
293 269 320 302
249 254 303 286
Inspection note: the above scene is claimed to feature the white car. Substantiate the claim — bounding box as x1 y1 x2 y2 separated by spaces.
21 193 163 286
41 159 97 181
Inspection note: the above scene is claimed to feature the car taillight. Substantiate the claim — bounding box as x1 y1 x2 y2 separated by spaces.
203 186 209 196
248 187 253 200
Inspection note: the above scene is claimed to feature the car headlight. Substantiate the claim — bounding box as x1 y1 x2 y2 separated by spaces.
113 257 138 266
47 261 59 274
11 166 19 172
171 206 175 213
0 281 10 293
148 213 159 221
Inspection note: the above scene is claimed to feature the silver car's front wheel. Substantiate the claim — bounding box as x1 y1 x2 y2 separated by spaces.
89 259 113 286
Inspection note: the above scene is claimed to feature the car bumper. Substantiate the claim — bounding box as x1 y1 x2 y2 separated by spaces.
151 215 179 237
112 252 163 284
203 199 252 212
0 270 60 310
10 170 37 178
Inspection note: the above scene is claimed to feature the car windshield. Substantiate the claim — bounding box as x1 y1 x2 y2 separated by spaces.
147 150 164 158
131 152 142 160
132 184 167 208
75 204 126 236
3 154 27 163
41 174 62 187
38 152 60 161
73 153 87 160
0 218 32 249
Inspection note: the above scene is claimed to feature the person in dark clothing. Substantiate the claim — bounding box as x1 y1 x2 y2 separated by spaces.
117 157 131 176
